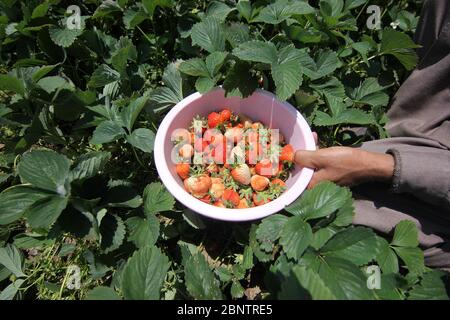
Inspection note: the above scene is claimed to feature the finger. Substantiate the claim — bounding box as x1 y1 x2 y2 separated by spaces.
312 132 318 146
307 170 327 189
294 150 317 169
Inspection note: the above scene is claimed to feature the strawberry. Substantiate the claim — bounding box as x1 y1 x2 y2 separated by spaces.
271 178 286 187
222 189 240 207
250 175 270 191
208 112 222 128
220 109 232 122
224 127 243 144
184 174 212 198
212 140 227 164
214 200 226 208
231 164 251 185
252 192 271 206
279 144 294 162
194 138 209 152
255 159 281 177
171 129 191 145
204 129 224 146
176 163 190 179
246 143 263 165
210 177 225 198
179 144 194 159
237 198 250 209
199 194 211 204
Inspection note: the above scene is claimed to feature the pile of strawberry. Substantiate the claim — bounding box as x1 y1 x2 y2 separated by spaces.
172 109 295 209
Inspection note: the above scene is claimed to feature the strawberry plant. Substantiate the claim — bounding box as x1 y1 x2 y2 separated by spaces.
0 0 449 300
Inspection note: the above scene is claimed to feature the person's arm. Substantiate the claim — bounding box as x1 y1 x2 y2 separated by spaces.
294 145 450 210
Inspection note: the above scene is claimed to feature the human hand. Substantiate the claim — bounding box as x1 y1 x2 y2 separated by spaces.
294 144 394 189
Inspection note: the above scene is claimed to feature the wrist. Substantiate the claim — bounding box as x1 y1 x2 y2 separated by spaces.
362 151 395 183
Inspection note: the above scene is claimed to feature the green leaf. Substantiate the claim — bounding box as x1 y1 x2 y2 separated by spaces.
320 227 380 265
31 64 57 82
205 51 228 76
104 185 142 208
279 216 312 260
350 78 389 107
148 63 183 112
0 186 53 225
0 244 25 278
272 45 304 100
0 279 25 300
307 255 374 300
391 220 419 248
143 182 175 215
380 29 420 70
126 215 160 248
310 77 346 100
195 76 215 93
310 226 338 250
313 108 374 126
49 25 81 48
207 1 235 22
253 0 315 24
376 238 399 274
18 149 70 194
93 0 122 19
99 213 126 253
85 286 121 300
285 181 352 221
69 151 111 181
88 64 121 88
232 40 277 64
184 252 223 299
142 0 173 17
314 50 340 78
121 96 148 131
0 74 25 95
121 246 170 300
231 280 245 298
291 266 337 300
90 120 126 145
32 2 50 19
223 61 259 98
256 214 288 252
179 58 209 77
225 23 250 48
126 128 155 153
190 16 225 53
236 0 253 22
123 6 147 29
37 76 74 93
249 224 272 262
408 271 450 300
24 195 68 229
393 246 424 275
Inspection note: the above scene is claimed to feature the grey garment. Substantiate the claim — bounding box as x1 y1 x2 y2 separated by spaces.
353 0 450 268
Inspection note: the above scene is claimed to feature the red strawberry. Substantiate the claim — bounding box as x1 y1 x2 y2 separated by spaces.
176 163 190 180
199 194 211 204
250 175 270 191
208 112 222 128
271 178 286 187
237 198 250 209
222 189 240 207
231 164 251 185
212 141 227 164
279 144 294 162
252 193 271 206
179 144 194 158
214 200 226 208
184 174 212 198
194 138 209 152
220 109 232 122
255 159 280 177
210 177 225 198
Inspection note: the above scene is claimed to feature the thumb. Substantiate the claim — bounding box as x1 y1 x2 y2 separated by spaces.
294 150 318 169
